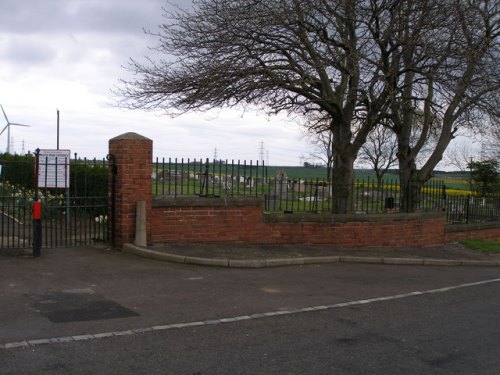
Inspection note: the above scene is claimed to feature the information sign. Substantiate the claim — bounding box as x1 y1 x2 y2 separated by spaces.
37 149 71 189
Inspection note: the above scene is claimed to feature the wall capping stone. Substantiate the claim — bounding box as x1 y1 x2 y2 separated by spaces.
446 221 500 233
110 132 151 141
263 211 446 224
153 195 263 208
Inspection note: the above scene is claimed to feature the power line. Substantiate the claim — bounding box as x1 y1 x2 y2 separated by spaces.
258 141 265 164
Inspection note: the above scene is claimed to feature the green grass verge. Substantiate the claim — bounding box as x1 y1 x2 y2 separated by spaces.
460 239 500 253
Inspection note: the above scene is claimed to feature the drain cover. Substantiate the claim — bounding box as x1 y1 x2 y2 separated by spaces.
26 290 139 323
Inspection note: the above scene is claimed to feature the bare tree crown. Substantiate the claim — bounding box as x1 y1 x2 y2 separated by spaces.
118 0 499 212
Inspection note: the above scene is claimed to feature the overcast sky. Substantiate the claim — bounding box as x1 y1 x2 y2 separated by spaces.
0 0 476 170
0 0 313 164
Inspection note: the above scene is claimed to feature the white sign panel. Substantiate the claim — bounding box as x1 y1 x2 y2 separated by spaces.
38 149 71 189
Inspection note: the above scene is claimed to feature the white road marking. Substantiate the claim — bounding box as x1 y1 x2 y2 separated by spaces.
2 278 499 350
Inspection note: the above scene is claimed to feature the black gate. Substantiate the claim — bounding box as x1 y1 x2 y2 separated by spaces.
0 153 110 250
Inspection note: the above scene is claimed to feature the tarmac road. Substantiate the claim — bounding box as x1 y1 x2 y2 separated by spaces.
1 246 499 374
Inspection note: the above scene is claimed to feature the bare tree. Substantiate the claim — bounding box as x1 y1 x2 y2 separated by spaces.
303 122 334 179
358 125 397 189
482 122 500 160
118 0 498 213
444 141 479 172
374 0 500 210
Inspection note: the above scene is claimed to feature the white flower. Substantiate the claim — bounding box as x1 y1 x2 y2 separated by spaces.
95 214 108 224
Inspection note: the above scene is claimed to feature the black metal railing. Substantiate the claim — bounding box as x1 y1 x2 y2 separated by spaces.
0 154 36 249
0 154 109 249
152 159 449 213
446 194 500 223
153 158 267 197
38 155 109 247
263 178 447 214
153 158 500 222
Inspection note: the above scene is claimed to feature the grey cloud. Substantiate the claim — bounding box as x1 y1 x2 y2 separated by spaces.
0 37 56 65
0 0 169 35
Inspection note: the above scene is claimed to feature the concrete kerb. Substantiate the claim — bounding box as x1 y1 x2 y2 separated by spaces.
122 243 500 268
123 243 186 264
383 258 424 265
339 256 383 264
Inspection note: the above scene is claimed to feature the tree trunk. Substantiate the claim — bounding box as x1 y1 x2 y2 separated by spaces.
331 152 355 214
376 173 383 191
397 144 422 212
331 121 356 214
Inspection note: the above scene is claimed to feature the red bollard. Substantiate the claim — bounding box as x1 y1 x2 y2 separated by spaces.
32 201 42 257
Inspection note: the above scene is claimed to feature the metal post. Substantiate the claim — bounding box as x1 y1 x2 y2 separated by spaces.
441 184 447 211
65 155 70 226
57 109 60 150
107 154 117 247
465 195 470 224
33 149 41 257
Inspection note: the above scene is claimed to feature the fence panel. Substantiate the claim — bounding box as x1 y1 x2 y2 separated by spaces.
38 155 109 247
153 158 267 197
446 194 500 223
0 154 109 249
264 178 445 214
152 158 500 222
0 155 35 249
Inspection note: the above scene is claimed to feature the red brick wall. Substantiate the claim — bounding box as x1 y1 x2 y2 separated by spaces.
446 223 500 243
151 197 450 247
108 133 500 249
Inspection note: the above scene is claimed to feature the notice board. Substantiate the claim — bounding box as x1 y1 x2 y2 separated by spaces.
37 149 71 189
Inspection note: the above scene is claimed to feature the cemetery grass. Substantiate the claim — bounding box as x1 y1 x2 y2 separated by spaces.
151 166 471 196
268 167 470 192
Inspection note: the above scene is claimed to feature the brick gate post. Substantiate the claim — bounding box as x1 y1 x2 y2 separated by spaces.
109 132 152 248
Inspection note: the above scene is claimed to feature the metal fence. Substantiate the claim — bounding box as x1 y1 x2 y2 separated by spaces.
0 154 109 249
446 194 500 223
153 158 460 213
263 178 446 214
153 158 267 197
152 158 497 218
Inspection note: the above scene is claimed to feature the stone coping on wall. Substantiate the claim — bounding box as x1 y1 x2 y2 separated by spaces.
153 195 264 208
446 221 500 233
263 211 446 223
153 195 446 223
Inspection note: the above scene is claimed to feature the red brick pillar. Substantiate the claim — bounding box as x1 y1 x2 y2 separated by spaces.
109 132 152 248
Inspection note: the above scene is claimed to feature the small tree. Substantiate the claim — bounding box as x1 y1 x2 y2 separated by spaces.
468 159 499 195
482 123 500 161
444 141 478 173
358 125 397 189
304 129 334 180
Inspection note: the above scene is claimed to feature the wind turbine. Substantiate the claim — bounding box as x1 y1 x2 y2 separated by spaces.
0 104 31 154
